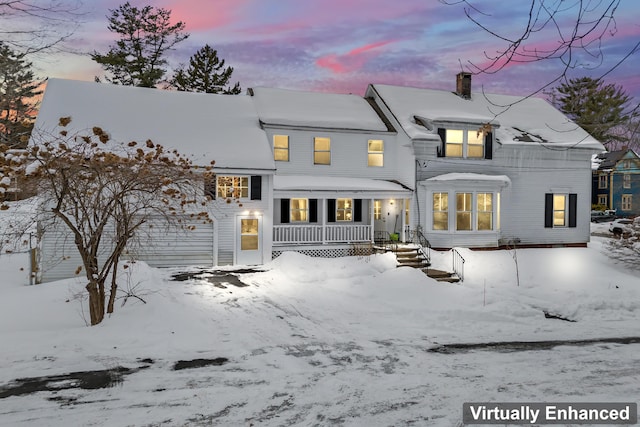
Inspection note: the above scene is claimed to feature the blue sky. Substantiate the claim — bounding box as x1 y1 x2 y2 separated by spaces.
29 0 640 100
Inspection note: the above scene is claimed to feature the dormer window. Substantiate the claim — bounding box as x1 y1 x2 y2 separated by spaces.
438 127 493 160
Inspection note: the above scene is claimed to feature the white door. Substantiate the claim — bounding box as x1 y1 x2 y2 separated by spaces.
236 215 263 265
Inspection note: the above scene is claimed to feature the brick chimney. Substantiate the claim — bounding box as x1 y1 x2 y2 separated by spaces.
456 72 472 99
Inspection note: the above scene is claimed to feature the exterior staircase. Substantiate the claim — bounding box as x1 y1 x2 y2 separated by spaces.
393 246 460 283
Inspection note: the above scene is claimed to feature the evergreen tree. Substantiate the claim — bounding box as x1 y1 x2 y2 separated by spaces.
91 2 189 88
171 44 241 94
0 42 42 148
550 77 632 145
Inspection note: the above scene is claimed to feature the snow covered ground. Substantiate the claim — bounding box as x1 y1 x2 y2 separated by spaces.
0 234 639 426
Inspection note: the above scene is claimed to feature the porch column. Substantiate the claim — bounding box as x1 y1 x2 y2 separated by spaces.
321 198 327 244
370 198 375 243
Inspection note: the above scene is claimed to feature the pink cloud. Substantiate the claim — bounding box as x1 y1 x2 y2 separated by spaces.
316 41 395 74
161 0 250 30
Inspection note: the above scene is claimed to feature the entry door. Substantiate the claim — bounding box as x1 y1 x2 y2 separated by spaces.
236 216 263 265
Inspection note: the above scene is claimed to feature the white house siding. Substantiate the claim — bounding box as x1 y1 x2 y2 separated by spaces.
39 218 216 283
414 142 595 248
210 173 273 265
263 127 411 186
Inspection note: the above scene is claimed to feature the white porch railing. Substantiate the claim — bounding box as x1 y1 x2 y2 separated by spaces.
273 224 372 244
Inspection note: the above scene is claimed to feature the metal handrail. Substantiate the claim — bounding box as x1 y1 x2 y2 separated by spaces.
452 248 465 282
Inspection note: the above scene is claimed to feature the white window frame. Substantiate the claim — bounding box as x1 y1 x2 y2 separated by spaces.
336 198 353 221
597 194 608 206
432 190 500 232
445 129 486 159
598 174 608 189
314 137 331 165
553 194 567 227
432 192 449 231
621 195 632 211
373 200 382 220
623 173 631 189
217 176 249 199
273 135 289 162
368 139 384 167
290 198 309 223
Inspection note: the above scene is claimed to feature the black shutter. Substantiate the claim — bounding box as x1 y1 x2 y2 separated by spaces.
309 199 318 223
204 174 216 200
250 176 262 200
484 131 493 160
437 128 446 157
280 199 290 223
544 193 553 228
327 199 336 223
354 199 362 222
568 193 577 228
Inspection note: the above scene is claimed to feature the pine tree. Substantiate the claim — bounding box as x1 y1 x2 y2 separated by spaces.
0 42 42 148
550 77 632 145
91 2 189 88
171 44 241 94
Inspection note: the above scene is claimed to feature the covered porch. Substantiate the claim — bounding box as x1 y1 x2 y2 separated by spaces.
272 175 413 246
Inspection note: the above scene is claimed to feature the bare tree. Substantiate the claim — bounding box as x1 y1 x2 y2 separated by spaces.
0 0 84 55
441 0 639 98
1 118 213 325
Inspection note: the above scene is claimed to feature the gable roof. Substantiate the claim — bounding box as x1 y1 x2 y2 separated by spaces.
594 148 640 170
250 87 389 132
33 79 274 171
368 84 604 150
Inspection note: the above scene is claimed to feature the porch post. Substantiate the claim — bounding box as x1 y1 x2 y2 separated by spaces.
321 198 327 244
370 198 375 243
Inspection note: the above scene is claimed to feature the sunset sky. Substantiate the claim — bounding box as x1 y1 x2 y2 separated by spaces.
28 0 640 100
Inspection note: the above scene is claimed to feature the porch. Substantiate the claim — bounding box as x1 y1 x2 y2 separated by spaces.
273 223 372 245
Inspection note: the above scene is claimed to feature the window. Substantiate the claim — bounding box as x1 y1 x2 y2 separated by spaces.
314 137 331 165
598 195 608 206
240 219 259 250
445 130 463 157
622 195 632 211
623 160 631 169
336 198 352 221
598 174 608 189
467 130 484 158
456 193 472 231
545 193 577 228
273 135 289 161
623 173 631 189
374 200 382 220
477 193 493 231
553 194 566 226
290 198 308 222
433 192 448 230
217 176 248 199
368 140 384 167
445 129 485 158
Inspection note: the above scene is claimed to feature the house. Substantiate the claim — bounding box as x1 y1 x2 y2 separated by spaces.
248 87 414 258
592 148 640 217
32 75 604 282
32 78 275 282
365 73 604 249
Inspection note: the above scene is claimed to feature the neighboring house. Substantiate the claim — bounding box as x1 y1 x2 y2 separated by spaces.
32 75 604 282
592 148 640 217
365 73 604 249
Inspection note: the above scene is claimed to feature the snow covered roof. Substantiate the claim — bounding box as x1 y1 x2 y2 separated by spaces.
33 79 275 171
593 149 636 170
250 87 390 132
369 84 604 150
274 175 412 193
424 173 511 186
